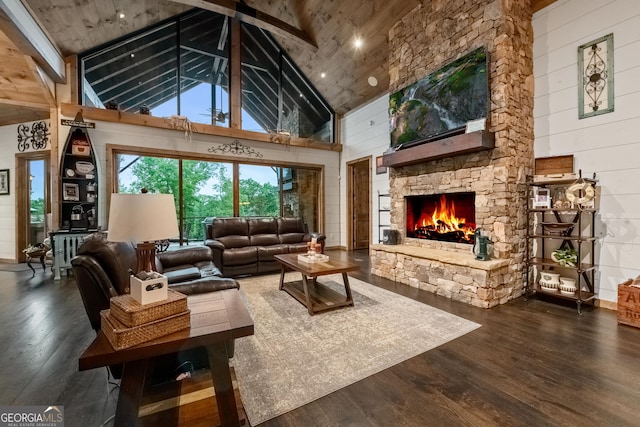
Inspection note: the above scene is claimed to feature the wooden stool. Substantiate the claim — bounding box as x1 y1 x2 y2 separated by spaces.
26 249 47 276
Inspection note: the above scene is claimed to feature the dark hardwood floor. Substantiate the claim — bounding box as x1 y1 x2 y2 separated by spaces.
1 250 639 427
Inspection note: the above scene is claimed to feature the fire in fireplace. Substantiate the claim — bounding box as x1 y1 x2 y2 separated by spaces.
406 192 476 244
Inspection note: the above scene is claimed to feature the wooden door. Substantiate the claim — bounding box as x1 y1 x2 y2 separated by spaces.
349 159 370 250
16 152 50 261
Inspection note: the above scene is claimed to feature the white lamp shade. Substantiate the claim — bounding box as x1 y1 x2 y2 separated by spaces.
107 193 179 242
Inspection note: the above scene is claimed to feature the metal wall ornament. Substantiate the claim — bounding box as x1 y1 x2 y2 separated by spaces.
578 33 614 119
17 121 50 152
208 140 264 158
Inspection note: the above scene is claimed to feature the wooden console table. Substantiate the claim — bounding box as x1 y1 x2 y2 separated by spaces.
79 289 254 426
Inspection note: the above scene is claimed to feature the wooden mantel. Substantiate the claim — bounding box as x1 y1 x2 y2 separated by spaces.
381 130 494 168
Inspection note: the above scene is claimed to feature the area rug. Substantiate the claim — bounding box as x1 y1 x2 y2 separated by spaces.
232 273 481 425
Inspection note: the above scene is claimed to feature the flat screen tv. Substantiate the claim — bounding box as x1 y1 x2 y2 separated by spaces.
389 47 489 150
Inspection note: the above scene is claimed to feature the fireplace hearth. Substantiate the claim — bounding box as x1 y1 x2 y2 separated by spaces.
406 193 476 244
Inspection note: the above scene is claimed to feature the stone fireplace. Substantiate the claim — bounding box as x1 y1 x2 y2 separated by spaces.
370 0 534 308
406 192 476 244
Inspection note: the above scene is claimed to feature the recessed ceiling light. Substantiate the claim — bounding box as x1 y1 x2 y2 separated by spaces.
118 12 126 19
321 72 326 78
368 76 378 87
130 53 135 58
354 37 363 49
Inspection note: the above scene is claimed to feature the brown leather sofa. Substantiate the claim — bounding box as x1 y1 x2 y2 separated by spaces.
203 217 326 277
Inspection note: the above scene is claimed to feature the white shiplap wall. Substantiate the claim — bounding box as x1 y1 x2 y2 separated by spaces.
533 0 640 303
0 120 52 261
0 117 341 261
0 123 19 261
340 94 391 248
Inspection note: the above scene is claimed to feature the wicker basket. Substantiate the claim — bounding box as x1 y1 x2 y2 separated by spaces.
110 289 188 328
101 309 191 351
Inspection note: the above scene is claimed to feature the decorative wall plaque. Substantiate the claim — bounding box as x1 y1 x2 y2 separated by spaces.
208 140 263 158
578 33 614 119
17 121 49 152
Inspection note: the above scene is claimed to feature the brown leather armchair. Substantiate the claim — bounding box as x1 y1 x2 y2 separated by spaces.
71 232 239 381
72 233 239 330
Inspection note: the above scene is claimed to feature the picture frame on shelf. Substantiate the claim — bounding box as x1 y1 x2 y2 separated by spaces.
0 169 9 195
63 183 80 201
532 188 551 209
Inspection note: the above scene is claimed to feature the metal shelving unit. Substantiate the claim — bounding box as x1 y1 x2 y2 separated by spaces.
525 176 598 314
377 192 390 244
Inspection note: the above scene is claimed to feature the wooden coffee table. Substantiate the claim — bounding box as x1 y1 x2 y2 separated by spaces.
274 253 360 315
79 289 254 427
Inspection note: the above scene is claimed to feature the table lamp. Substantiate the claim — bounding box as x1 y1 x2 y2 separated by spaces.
107 192 179 273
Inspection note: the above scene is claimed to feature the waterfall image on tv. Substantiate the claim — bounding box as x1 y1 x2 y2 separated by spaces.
389 47 488 149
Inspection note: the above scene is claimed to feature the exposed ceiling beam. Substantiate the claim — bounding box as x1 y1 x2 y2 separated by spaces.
0 97 50 110
0 0 65 82
170 0 318 51
23 55 55 107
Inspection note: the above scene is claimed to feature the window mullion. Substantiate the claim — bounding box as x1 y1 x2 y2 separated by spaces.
230 18 242 129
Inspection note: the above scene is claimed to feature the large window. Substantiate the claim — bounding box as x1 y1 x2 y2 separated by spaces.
240 24 333 141
116 152 320 244
178 11 229 126
239 165 280 216
240 24 279 134
80 9 333 141
82 21 179 114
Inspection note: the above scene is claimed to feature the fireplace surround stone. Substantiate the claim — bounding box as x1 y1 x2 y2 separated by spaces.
371 0 534 307
370 244 512 308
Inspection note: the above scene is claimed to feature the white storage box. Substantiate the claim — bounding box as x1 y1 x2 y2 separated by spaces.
130 272 168 305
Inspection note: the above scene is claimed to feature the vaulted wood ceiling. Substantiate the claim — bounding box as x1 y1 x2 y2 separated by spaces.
0 29 53 125
0 0 557 127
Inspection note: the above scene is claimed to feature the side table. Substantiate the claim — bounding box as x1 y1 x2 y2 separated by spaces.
79 289 254 426
50 230 93 280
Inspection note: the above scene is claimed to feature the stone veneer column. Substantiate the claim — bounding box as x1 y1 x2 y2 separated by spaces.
380 0 534 305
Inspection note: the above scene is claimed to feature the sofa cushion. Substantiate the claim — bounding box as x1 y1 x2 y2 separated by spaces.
194 260 222 277
277 218 307 244
279 232 306 244
223 246 257 266
162 266 202 284
210 218 249 238
248 218 280 246
158 246 213 268
277 217 307 234
169 277 239 294
257 244 289 262
248 218 278 235
251 233 280 246
217 235 251 249
207 218 251 249
288 242 309 253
